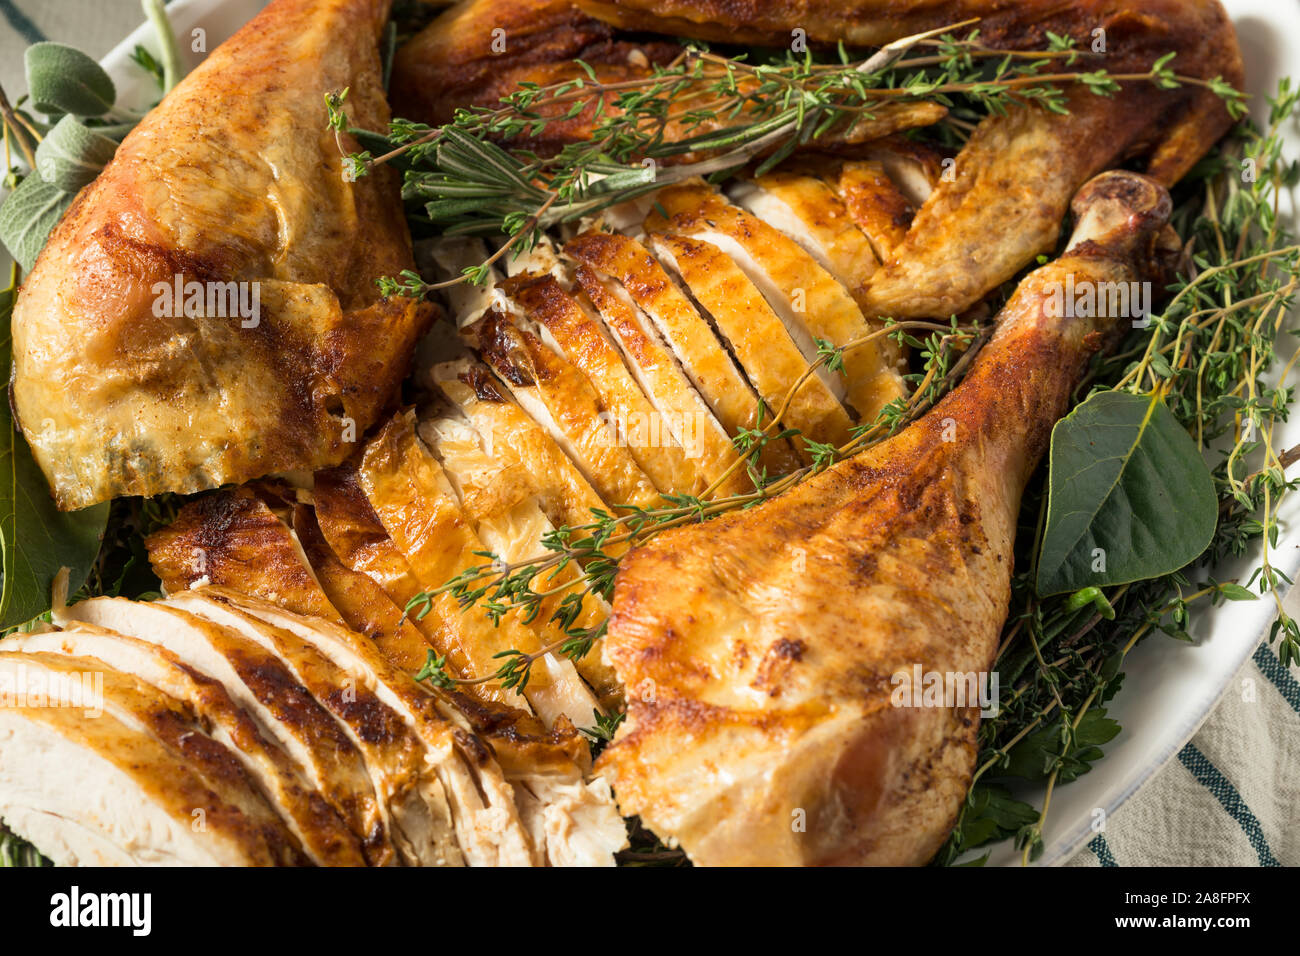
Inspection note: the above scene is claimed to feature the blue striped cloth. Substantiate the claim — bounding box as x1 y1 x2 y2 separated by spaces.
1070 640 1298 867
4 0 1298 868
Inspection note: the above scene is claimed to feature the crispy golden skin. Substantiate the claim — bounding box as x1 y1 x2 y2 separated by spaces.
579 0 1241 319
391 0 682 153
12 0 431 510
597 171 1173 865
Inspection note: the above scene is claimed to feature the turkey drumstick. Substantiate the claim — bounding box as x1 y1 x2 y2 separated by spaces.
596 170 1173 865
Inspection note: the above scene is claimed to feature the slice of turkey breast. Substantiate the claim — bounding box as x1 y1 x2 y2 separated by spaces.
1 626 364 866
646 181 907 423
419 410 620 708
429 359 617 543
357 410 596 729
565 232 802 479
836 160 918 263
0 702 290 866
52 595 397 865
465 309 660 509
498 274 713 498
203 586 572 868
570 264 748 496
729 171 881 293
162 589 463 868
0 651 306 865
649 233 856 452
313 463 518 707
294 505 624 866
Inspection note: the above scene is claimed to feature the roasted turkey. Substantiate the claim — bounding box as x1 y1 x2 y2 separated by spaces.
0 0 1244 865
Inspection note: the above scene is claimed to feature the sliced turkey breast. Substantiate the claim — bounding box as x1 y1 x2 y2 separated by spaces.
293 506 624 866
357 410 599 729
466 309 660 509
52 596 396 866
499 274 713 497
729 171 880 292
565 232 802 479
428 360 616 543
570 264 748 496
0 703 293 866
858 137 947 207
204 586 570 868
646 181 907 424
162 589 463 868
146 488 342 624
0 651 306 865
0 806 136 866
2 625 365 866
649 234 856 452
418 411 619 708
312 463 516 706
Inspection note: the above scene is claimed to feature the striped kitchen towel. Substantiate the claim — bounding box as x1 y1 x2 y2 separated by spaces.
1067 636 1300 867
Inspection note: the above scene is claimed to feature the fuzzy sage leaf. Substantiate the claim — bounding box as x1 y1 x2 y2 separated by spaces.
34 115 119 192
1036 390 1217 597
0 175 75 272
24 42 116 116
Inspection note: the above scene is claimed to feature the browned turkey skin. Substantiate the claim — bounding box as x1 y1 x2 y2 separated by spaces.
598 170 1174 865
11 0 432 511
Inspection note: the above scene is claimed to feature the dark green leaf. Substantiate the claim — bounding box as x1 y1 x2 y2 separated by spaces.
34 115 118 192
24 42 116 116
1036 390 1217 596
0 267 108 629
0 175 75 273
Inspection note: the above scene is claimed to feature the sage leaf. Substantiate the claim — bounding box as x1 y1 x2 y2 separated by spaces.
0 268 108 629
1036 390 1217 597
34 115 118 192
24 42 116 116
0 175 75 273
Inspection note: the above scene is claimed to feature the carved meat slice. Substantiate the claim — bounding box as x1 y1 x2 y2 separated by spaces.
466 309 661 509
0 652 306 865
570 264 748 496
0 701 298 866
357 410 600 728
565 232 802 479
2 625 366 866
835 161 917 264
163 590 463 867
646 181 906 422
729 172 881 292
428 360 615 542
53 596 397 865
419 411 621 707
649 234 856 452
296 504 626 865
500 276 712 498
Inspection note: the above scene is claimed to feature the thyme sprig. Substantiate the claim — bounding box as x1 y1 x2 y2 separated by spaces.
324 26 1245 296
937 80 1300 866
405 317 984 694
